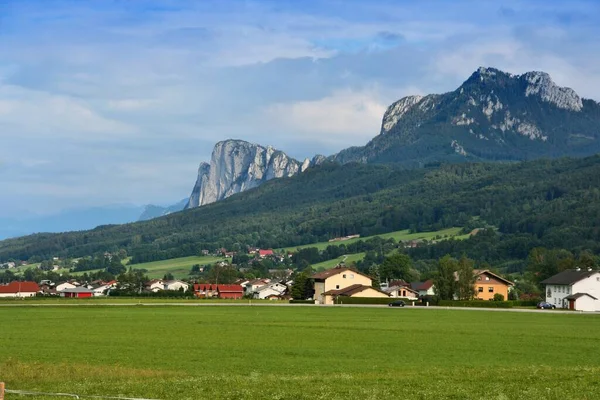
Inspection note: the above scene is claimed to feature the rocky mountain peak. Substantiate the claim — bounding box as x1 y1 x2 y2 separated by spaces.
185 139 322 209
522 71 583 111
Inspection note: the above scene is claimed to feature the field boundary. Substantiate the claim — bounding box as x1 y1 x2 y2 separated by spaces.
2 384 162 400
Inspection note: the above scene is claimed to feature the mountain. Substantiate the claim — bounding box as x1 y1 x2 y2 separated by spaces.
185 139 325 208
333 67 600 165
4 155 600 269
138 199 188 221
0 205 146 240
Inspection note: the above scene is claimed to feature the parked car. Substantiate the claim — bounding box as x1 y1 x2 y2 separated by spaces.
537 301 556 309
389 300 405 307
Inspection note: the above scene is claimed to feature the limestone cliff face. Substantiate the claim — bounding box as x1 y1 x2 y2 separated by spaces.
185 140 323 209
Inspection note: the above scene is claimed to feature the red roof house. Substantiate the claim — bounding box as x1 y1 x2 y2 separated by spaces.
0 281 40 298
258 249 274 258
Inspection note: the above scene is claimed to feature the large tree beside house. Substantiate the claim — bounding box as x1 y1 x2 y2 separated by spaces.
434 255 457 300
455 256 477 300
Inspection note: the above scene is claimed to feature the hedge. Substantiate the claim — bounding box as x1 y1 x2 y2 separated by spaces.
333 297 416 305
438 300 513 308
289 299 315 304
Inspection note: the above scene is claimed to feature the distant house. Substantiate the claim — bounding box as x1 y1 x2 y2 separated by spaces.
193 284 244 299
0 281 39 298
312 266 381 305
244 279 271 296
472 270 514 300
322 284 390 304
55 282 77 292
60 287 94 298
540 269 600 311
252 282 288 300
258 249 274 258
201 250 210 256
163 280 189 292
91 280 117 296
385 285 419 300
217 284 244 299
145 279 165 293
410 280 435 297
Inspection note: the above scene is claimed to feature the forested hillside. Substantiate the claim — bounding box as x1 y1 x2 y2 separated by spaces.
2 156 600 269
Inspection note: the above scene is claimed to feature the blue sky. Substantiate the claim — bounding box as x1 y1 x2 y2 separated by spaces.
1 0 600 217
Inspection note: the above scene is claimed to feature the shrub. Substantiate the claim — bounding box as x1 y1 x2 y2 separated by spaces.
438 300 513 308
493 293 505 301
334 297 416 305
289 299 315 304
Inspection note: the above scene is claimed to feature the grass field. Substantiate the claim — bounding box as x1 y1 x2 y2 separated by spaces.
279 227 467 252
311 252 366 270
1 306 599 399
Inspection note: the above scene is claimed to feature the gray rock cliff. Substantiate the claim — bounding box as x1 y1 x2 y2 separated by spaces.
185 140 322 209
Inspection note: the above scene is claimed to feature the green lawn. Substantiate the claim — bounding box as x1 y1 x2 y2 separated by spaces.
311 252 366 270
279 227 466 252
1 306 599 399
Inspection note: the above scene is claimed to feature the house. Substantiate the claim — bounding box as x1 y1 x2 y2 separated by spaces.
201 250 210 256
385 285 419 300
60 287 94 298
0 281 39 298
312 266 378 305
193 284 244 299
55 282 77 292
163 280 189 292
540 268 600 311
145 279 165 293
39 284 57 296
410 280 435 297
244 279 271 296
322 284 390 304
472 270 514 300
194 283 218 298
216 284 244 299
91 280 117 296
258 249 274 258
252 282 288 300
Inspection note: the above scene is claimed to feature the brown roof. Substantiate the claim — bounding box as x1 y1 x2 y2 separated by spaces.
323 284 389 297
311 267 370 281
0 281 40 294
473 270 514 286
410 279 434 291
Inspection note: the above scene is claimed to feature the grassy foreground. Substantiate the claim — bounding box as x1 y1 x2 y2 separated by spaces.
1 307 599 399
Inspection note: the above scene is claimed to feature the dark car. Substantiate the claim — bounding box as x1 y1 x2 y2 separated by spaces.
537 301 556 309
388 300 406 307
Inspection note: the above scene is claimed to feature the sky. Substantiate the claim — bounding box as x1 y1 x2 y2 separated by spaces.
1 0 600 217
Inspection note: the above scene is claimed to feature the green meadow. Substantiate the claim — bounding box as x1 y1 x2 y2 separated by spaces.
1 306 599 399
278 227 467 252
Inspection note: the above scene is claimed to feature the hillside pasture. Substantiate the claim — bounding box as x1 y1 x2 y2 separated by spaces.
0 306 599 399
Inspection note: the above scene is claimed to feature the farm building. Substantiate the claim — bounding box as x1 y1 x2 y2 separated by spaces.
0 281 39 298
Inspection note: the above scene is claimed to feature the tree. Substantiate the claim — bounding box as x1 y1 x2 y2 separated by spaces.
290 272 314 300
163 272 175 280
455 256 476 300
434 255 457 300
379 253 413 282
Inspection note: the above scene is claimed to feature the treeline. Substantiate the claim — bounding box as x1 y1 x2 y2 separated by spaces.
3 156 600 271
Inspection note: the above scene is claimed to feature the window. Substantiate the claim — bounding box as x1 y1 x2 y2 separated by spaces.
477 277 481 281
485 277 490 281
335 285 340 289
342 274 346 278
349 274 354 279
478 287 483 293
488 287 494 293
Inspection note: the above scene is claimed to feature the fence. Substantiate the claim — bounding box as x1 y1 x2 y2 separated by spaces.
0 382 162 400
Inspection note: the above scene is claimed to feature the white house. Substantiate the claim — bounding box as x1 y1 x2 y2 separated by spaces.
252 282 288 300
540 269 600 311
163 280 189 292
92 281 117 296
55 282 77 292
145 279 165 293
0 281 39 298
384 285 419 300
410 280 436 297
244 279 270 296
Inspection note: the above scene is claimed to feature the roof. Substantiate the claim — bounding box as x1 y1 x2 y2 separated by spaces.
473 270 514 286
410 280 434 291
565 292 598 301
60 287 94 293
540 269 599 285
217 285 243 293
385 285 419 295
311 267 371 281
259 249 274 256
0 281 40 294
323 284 389 297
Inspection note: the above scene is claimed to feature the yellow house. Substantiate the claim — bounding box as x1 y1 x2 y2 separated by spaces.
473 270 514 300
312 266 387 304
